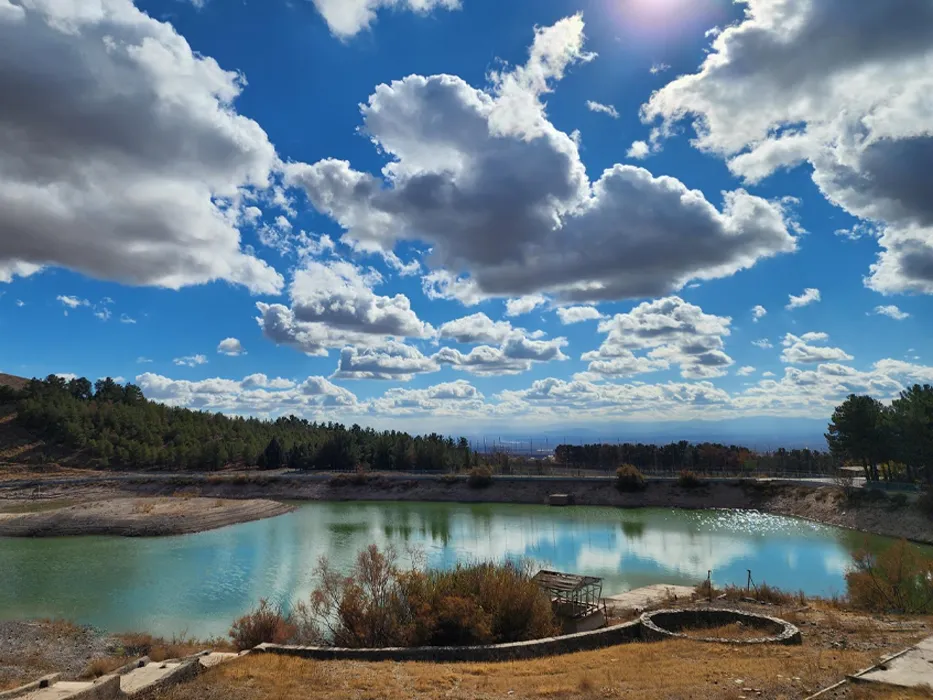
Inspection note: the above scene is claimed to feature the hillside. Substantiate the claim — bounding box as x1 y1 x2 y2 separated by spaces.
0 374 48 465
0 373 28 391
0 373 471 472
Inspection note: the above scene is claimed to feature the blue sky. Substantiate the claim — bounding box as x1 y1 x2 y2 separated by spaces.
0 0 930 438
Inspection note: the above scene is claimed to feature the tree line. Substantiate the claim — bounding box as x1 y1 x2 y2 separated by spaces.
826 385 933 483
553 441 835 475
1 375 473 472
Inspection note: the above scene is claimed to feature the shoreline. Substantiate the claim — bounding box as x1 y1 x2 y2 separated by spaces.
0 496 294 537
0 473 929 543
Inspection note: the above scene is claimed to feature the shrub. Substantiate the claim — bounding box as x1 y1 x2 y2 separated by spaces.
229 599 296 651
615 464 645 492
295 545 558 648
81 657 125 679
846 540 933 614
467 466 493 489
328 469 370 487
439 473 459 485
678 470 702 489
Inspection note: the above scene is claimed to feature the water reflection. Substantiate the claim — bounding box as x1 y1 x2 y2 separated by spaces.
0 502 922 638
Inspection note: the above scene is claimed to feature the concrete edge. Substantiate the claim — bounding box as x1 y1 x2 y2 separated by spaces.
845 644 921 685
639 608 802 645
0 673 60 700
255 619 643 662
123 658 203 699
69 674 122 700
111 657 150 677
805 639 925 698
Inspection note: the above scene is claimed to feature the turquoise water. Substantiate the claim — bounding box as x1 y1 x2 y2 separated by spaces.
0 502 907 638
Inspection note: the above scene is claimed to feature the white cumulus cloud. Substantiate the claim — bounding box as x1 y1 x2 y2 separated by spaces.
642 0 933 296
556 306 604 324
580 297 734 380
781 333 853 365
217 338 247 356
0 0 283 294
873 305 910 320
173 354 208 368
786 288 821 310
256 260 433 356
287 14 796 304
586 100 619 118
310 0 460 39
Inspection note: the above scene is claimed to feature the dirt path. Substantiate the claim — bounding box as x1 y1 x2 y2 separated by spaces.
0 497 294 537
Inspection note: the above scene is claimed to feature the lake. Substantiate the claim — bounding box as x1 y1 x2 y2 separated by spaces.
0 502 907 638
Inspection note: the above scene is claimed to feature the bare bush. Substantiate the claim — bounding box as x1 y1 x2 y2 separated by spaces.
293 546 557 648
846 540 933 614
615 464 645 492
677 470 702 489
467 466 493 489
229 599 296 651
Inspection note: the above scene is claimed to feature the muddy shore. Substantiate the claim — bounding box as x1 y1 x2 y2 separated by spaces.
0 496 294 537
0 473 928 543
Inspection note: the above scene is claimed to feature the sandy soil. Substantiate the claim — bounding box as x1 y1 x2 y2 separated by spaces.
0 497 294 537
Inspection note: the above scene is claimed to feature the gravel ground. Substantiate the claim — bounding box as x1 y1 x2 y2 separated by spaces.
0 620 117 690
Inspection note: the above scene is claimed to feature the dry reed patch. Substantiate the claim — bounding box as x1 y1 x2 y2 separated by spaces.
161 640 883 700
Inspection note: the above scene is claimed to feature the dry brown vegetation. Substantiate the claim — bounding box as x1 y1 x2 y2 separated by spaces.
159 633 898 700
230 546 558 650
80 656 127 679
115 631 231 661
847 540 933 614
680 622 773 641
615 464 645 492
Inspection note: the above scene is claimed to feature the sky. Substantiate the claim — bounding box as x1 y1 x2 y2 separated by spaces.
0 0 931 441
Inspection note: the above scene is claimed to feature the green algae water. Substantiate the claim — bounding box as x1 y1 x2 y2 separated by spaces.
0 502 917 637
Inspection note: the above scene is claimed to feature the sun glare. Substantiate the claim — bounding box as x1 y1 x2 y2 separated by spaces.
611 0 720 40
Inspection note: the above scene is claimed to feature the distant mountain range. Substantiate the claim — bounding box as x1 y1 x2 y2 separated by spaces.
467 417 829 452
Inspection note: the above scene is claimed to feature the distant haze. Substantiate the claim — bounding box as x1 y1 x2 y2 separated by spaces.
467 417 829 452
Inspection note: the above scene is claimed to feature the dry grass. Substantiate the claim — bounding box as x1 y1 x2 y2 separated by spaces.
161 639 882 700
116 632 231 661
681 622 774 641
158 601 933 700
80 656 127 679
39 618 87 638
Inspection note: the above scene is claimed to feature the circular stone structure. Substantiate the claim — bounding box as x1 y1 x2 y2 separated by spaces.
640 608 802 645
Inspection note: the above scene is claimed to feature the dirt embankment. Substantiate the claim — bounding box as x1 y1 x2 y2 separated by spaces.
0 497 294 537
115 475 933 545
1 473 929 543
